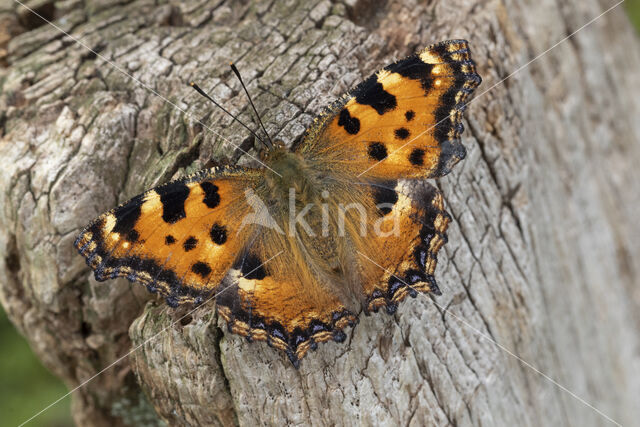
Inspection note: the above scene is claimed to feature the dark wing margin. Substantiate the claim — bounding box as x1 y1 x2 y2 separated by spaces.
421 40 482 176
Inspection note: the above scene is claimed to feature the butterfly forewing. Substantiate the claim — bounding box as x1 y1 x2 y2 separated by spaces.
300 40 481 179
75 167 262 306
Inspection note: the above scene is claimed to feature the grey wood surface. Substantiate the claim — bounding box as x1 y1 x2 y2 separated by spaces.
1 0 639 425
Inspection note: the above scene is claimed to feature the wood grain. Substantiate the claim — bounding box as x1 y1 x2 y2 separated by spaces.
1 0 639 425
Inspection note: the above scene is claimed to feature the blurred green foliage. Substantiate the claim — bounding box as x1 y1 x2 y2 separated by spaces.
0 309 71 426
626 0 640 30
0 3 638 427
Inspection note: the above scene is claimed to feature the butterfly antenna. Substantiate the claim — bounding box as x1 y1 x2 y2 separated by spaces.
230 63 274 149
189 82 266 145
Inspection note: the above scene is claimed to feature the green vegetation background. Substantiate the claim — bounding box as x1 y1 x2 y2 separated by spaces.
628 0 640 30
1 2 639 426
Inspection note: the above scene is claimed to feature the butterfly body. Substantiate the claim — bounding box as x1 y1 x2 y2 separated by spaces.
75 40 481 366
252 144 366 310
262 145 320 206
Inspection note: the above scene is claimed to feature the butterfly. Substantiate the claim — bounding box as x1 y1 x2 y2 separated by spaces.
75 40 481 367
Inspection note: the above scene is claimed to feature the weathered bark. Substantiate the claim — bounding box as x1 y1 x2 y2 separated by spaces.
1 0 639 425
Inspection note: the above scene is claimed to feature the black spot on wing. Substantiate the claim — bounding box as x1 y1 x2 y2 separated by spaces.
155 182 190 224
405 110 415 121
394 128 410 140
409 148 425 166
372 182 398 216
200 182 220 209
183 236 198 252
385 56 434 92
210 224 227 245
367 142 387 161
165 235 176 245
125 230 139 242
240 252 267 280
112 194 143 235
353 75 397 115
191 261 212 277
338 108 360 135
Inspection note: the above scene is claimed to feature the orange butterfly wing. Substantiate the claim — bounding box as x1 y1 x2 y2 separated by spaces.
216 248 358 366
213 181 450 366
354 181 450 313
299 40 481 179
75 167 261 306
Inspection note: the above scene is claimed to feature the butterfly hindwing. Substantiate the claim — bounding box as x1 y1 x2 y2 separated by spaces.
214 180 450 365
216 245 358 367
300 40 481 179
75 166 262 306
354 181 450 314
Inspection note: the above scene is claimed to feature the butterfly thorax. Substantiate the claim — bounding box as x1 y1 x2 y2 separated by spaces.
258 145 365 309
263 147 317 201
262 146 333 242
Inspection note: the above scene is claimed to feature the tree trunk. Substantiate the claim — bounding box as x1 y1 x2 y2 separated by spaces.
1 0 639 425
